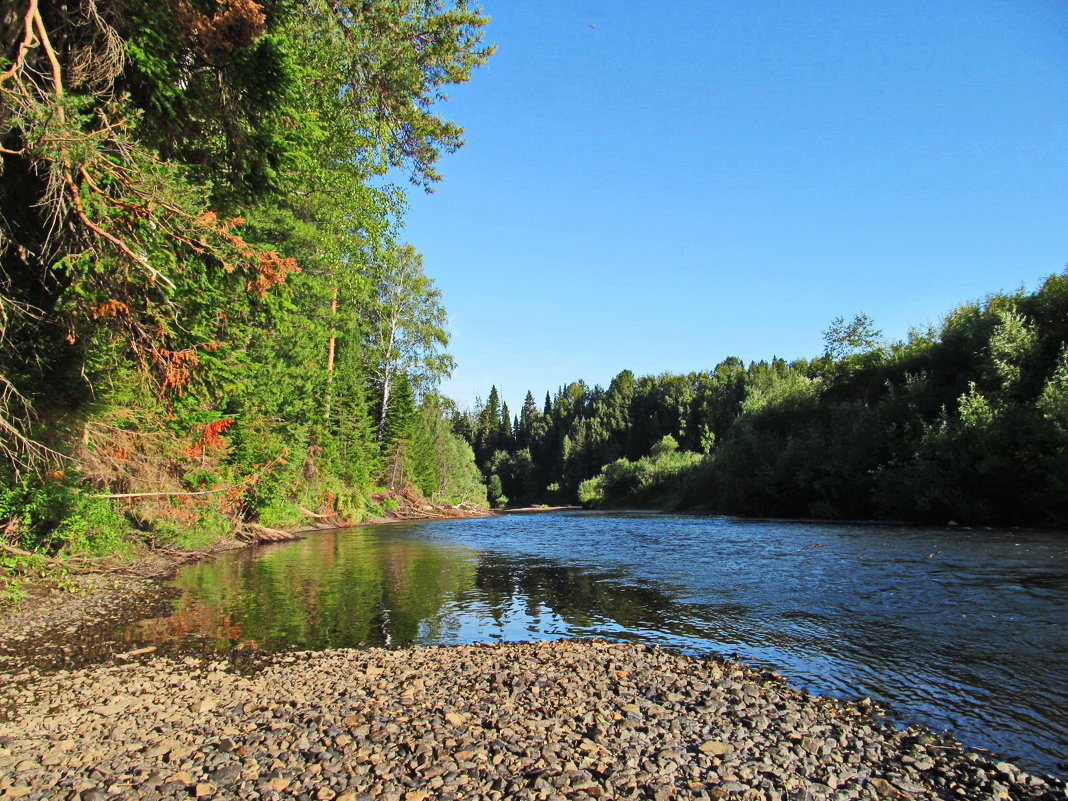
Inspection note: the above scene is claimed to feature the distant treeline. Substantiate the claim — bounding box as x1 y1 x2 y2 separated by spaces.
457 273 1068 527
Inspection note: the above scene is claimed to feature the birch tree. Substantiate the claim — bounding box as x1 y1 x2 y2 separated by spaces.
365 244 454 442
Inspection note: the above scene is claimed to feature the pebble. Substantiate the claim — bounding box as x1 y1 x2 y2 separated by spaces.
0 610 1064 801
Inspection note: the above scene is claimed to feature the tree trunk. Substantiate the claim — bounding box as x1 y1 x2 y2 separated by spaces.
375 316 398 442
324 285 338 423
376 365 391 442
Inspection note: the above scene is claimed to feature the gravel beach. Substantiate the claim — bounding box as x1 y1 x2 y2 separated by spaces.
1 633 1063 801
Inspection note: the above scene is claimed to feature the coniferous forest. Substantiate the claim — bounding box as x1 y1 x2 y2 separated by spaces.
460 276 1068 527
0 0 490 570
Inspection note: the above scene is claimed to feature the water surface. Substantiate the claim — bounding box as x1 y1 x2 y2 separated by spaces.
125 511 1068 776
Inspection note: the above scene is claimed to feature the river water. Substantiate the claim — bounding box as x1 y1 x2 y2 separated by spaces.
124 510 1068 776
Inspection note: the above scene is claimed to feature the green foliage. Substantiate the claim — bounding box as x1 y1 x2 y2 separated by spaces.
486 474 508 508
399 395 487 506
586 441 704 509
577 476 604 506
649 434 679 459
52 495 127 557
0 479 125 556
1038 345 1068 431
0 0 493 559
823 313 883 359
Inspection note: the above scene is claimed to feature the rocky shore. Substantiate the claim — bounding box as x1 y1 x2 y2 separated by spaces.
1 637 1062 801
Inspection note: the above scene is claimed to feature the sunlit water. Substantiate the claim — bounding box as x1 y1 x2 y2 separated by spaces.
124 510 1068 776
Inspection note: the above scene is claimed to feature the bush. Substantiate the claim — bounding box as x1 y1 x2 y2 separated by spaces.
577 476 604 507
0 479 126 556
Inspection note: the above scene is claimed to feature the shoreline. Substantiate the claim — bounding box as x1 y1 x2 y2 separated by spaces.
1 639 1062 800
0 506 490 673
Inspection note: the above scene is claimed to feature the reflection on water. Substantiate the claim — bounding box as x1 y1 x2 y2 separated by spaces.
131 526 478 649
125 511 1068 776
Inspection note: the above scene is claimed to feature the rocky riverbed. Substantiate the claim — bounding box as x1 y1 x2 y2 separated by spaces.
1 637 1063 801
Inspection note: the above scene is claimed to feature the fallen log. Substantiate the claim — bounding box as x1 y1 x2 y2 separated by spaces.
237 523 297 543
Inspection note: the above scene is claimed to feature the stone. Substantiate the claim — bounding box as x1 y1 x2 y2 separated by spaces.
699 741 733 756
192 697 218 714
163 771 194 786
869 778 899 797
210 763 241 784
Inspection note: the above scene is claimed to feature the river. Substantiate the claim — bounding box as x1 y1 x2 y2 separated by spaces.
123 510 1068 776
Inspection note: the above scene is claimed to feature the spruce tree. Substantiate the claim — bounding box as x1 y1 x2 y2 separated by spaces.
518 390 539 448
475 385 501 462
382 374 416 488
499 401 512 450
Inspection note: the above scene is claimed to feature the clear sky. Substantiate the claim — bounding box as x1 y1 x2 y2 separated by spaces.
400 1 1068 412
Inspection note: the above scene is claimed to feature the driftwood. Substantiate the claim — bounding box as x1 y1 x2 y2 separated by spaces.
1 540 64 566
297 507 349 529
0 539 128 575
370 483 490 522
299 506 336 520
237 523 297 543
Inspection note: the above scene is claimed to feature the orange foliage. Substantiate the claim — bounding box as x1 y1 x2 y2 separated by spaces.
185 417 235 457
91 299 130 319
192 211 300 294
247 251 299 297
175 0 267 56
153 347 201 394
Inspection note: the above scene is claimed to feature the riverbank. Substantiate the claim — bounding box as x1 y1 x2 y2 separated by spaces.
1 639 1062 801
0 501 490 672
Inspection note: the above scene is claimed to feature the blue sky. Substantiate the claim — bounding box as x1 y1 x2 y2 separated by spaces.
400 1 1068 412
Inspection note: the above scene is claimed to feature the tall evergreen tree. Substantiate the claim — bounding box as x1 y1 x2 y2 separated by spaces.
475 386 501 463
499 401 513 450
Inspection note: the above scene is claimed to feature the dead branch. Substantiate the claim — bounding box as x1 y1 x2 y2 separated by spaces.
0 0 38 88
64 171 177 289
1 541 65 568
298 506 337 520
237 523 296 543
94 484 246 500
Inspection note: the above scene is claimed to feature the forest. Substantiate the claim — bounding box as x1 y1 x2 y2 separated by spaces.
460 275 1068 527
0 0 491 582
